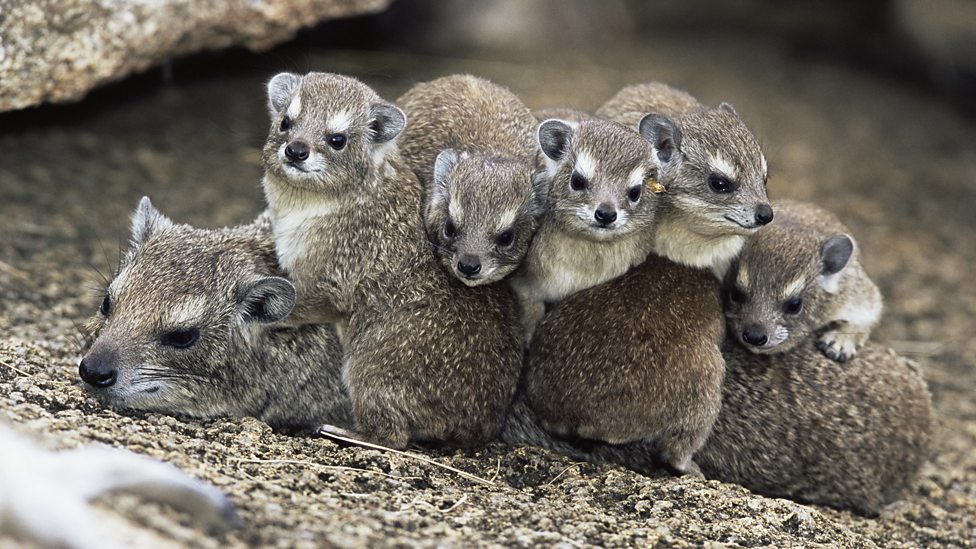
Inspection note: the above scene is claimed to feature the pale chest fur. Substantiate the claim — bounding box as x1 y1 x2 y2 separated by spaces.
272 201 340 276
653 216 745 279
524 224 651 303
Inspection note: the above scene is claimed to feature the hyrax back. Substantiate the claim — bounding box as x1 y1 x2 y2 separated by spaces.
80 198 351 431
724 199 883 362
697 341 934 515
597 82 773 277
525 254 726 475
510 117 660 340
398 75 543 285
260 72 522 448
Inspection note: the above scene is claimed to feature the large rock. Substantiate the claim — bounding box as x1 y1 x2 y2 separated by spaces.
0 0 390 112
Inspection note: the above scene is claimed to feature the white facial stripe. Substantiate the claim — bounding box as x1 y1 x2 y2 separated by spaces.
166 296 209 326
737 263 750 288
575 151 597 180
783 276 807 299
328 111 354 133
498 208 517 230
628 166 645 189
448 192 464 224
709 152 737 179
760 155 768 176
286 95 302 119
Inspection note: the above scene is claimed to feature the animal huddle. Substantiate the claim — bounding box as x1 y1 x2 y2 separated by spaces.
80 73 934 516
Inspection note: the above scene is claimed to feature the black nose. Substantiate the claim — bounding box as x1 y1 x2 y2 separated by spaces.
285 141 310 162
741 324 768 346
457 255 482 277
755 204 774 225
594 205 617 225
79 355 118 388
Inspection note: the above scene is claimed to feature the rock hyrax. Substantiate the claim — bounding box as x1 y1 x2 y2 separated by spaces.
260 72 522 448
724 199 883 362
598 82 773 277
398 74 544 285
79 198 352 431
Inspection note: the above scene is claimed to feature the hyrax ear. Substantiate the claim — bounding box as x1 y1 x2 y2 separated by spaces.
430 149 459 205
267 73 301 117
239 277 296 324
817 234 854 293
638 113 682 165
131 196 173 246
368 104 406 144
718 102 739 116
538 119 573 162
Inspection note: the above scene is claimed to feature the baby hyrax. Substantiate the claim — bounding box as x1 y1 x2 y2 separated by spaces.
398 75 543 285
696 341 934 515
524 254 726 475
260 72 522 448
597 82 773 277
724 199 883 362
509 117 660 340
80 197 352 431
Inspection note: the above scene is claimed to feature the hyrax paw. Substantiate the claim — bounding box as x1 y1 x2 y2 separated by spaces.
816 331 860 363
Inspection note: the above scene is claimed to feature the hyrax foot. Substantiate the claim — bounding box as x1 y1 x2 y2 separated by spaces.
816 328 863 363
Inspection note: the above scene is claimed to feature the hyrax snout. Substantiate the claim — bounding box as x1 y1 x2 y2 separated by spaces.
724 199 883 362
397 75 544 285
597 82 772 276
261 72 523 448
81 197 351 431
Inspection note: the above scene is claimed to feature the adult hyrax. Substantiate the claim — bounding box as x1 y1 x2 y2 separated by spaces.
597 82 773 276
724 199 883 362
524 254 726 475
80 197 352 431
509 117 661 340
696 341 934 515
260 72 522 448
398 75 543 285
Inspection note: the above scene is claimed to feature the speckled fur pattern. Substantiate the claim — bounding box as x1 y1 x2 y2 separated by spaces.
696 341 934 516
82 199 352 431
597 82 771 277
397 75 543 285
724 199 883 361
522 254 726 474
261 72 523 448
509 118 658 341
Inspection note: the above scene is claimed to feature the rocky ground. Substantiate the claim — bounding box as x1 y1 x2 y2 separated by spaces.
1 32 975 547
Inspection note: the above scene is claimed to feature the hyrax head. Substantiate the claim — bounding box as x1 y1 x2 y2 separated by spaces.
262 72 406 196
425 149 545 285
537 118 658 241
80 197 296 417
724 222 856 354
639 105 773 236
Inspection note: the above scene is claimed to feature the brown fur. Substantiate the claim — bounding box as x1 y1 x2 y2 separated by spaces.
260 72 522 448
524 254 726 474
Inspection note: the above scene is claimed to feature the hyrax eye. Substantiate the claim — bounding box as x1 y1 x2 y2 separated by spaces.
280 116 292 132
443 219 457 239
160 328 200 349
495 229 515 247
628 185 642 202
783 297 803 315
99 293 111 316
707 174 734 193
729 286 747 304
326 134 347 150
570 172 587 191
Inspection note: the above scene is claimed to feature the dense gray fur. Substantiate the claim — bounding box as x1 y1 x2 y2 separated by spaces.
597 82 772 277
261 72 523 448
81 198 351 431
398 75 543 285
509 117 659 341
521 254 726 475
504 340 933 516
724 199 883 362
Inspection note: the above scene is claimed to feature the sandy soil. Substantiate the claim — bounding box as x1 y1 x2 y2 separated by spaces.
1 36 974 547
